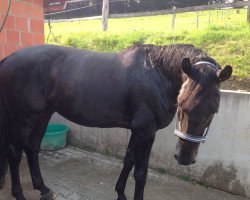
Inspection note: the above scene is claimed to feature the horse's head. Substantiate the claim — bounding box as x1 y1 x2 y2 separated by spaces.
174 58 232 165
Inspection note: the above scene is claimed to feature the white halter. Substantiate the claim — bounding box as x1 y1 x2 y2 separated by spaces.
194 61 218 69
174 61 216 143
174 120 209 143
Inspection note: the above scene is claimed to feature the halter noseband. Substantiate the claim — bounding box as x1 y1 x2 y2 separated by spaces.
174 120 209 143
174 61 216 143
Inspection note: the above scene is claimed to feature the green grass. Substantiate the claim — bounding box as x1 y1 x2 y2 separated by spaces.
179 175 211 188
45 8 250 78
46 9 247 33
153 167 167 174
179 175 197 185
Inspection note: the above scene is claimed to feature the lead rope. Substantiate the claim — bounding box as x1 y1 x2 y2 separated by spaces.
46 9 63 45
0 0 12 33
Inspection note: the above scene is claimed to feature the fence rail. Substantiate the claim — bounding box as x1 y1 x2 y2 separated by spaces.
45 1 249 22
109 1 249 18
45 1 249 33
169 9 247 31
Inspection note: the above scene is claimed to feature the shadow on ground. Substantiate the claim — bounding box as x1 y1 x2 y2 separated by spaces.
1 146 248 200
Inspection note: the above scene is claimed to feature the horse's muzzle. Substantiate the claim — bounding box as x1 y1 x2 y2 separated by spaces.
174 154 196 166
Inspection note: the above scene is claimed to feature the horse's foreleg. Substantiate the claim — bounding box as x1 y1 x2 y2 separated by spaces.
116 133 136 200
8 143 26 200
133 129 156 200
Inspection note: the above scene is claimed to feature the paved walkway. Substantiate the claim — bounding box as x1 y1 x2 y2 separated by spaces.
1 146 248 200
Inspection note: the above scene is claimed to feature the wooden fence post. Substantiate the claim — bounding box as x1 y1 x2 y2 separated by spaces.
208 12 211 25
172 13 176 30
248 3 250 23
166 14 169 31
196 12 199 28
102 0 109 31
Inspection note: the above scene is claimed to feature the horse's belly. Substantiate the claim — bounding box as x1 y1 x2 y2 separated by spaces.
56 105 131 129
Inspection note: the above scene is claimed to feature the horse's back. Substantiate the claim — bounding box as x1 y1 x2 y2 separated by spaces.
0 45 147 128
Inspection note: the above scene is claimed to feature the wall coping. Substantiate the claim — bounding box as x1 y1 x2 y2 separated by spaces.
221 89 250 95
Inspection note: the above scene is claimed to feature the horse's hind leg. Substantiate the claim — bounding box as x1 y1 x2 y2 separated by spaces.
8 144 25 200
24 110 55 200
116 133 136 200
24 147 55 200
8 124 33 200
24 146 55 200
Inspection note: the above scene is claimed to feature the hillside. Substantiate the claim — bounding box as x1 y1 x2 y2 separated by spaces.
45 9 250 91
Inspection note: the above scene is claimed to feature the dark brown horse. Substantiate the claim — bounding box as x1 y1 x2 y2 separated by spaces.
0 44 232 200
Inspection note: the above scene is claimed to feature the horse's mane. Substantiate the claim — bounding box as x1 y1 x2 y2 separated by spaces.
141 44 219 71
130 44 220 111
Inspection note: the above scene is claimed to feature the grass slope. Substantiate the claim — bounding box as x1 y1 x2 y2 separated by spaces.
45 9 250 90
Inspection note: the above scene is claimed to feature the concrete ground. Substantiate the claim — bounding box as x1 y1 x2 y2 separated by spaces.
1 146 248 200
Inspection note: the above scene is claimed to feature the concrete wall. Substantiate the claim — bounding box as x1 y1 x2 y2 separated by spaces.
50 90 250 197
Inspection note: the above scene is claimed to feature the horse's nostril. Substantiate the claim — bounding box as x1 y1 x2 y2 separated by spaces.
174 154 177 160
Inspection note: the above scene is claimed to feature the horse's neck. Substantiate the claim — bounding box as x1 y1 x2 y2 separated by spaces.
158 62 184 98
146 44 197 98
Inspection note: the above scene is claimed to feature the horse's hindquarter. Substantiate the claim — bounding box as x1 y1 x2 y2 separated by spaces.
0 46 57 120
0 45 130 127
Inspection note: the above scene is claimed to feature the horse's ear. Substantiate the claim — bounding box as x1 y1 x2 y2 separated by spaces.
182 58 193 76
217 65 232 82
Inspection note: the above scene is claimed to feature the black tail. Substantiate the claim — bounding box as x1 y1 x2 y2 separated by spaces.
0 57 9 189
0 97 9 189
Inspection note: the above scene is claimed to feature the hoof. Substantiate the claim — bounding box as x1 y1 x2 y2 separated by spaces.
117 194 127 200
16 196 27 200
40 191 57 200
16 197 27 200
13 192 27 200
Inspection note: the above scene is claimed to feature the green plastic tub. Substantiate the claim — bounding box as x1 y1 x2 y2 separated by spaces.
41 124 70 151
